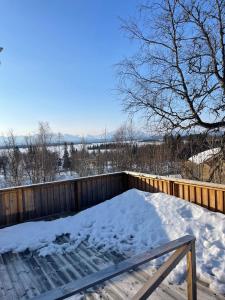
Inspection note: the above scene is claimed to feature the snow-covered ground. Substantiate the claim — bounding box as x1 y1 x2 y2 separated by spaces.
54 171 79 181
0 189 225 294
0 140 163 157
0 171 79 189
188 148 221 164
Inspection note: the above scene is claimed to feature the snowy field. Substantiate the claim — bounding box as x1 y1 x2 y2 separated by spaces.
0 140 163 157
0 189 225 294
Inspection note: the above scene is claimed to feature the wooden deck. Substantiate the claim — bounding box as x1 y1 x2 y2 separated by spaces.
0 235 224 300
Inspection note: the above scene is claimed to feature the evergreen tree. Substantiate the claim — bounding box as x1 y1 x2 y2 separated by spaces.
69 142 75 156
63 142 71 170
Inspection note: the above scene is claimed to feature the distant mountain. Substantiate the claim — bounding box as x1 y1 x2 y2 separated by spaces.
0 131 162 147
0 135 27 146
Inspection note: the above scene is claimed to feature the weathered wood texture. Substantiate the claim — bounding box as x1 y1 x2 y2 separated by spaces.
0 172 127 227
2 235 217 300
127 172 225 214
32 235 196 300
1 170 225 227
132 244 192 300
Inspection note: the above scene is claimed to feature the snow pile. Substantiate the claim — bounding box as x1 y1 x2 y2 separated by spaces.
188 148 221 164
1 189 225 293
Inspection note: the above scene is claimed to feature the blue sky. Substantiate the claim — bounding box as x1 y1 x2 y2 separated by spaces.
0 0 140 135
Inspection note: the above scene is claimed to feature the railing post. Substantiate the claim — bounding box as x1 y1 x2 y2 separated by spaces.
187 240 197 300
168 180 174 196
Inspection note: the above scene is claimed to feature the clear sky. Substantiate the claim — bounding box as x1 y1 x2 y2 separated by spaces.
0 0 140 136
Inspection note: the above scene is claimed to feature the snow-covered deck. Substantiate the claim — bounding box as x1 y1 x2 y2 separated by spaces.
0 234 223 300
1 188 225 298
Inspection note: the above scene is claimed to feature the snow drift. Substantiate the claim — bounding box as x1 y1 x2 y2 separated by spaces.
0 189 225 293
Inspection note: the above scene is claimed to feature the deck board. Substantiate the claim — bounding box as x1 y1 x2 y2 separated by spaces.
0 235 224 300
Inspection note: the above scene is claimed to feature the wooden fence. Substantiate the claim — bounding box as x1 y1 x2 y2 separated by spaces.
0 171 225 227
126 172 225 214
0 172 127 227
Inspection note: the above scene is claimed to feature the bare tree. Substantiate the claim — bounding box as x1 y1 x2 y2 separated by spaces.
23 122 58 183
118 0 225 133
4 131 23 186
112 122 138 171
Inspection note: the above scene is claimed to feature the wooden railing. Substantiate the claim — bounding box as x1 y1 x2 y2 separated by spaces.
0 171 225 227
0 172 127 227
126 171 225 214
33 235 196 300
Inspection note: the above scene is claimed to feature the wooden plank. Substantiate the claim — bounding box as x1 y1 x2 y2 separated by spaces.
54 184 60 214
132 244 191 300
184 185 190 201
65 183 71 211
123 173 129 192
195 187 202 206
52 184 60 214
8 191 18 224
142 177 146 191
57 184 64 212
155 180 159 192
162 181 168 193
70 182 76 211
68 182 73 210
81 180 86 208
76 181 82 211
150 179 154 192
187 242 197 300
182 184 189 201
24 188 35 220
2 252 27 298
4 192 11 225
33 235 195 300
173 183 179 197
38 187 44 218
135 176 139 189
209 189 216 211
0 255 18 298
145 178 150 192
202 188 209 209
101 176 107 203
106 175 111 199
97 176 102 203
98 176 103 203
47 186 54 215
189 186 196 203
91 178 97 206
41 187 48 217
23 254 54 291
216 190 224 213
167 181 173 196
179 184 184 199
33 187 42 218
0 192 6 225
128 174 133 190
10 252 39 298
158 180 163 192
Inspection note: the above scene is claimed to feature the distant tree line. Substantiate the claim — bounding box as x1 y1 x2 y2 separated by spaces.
0 122 225 188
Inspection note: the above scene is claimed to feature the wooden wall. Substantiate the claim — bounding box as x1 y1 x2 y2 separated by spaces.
1 171 225 228
0 172 127 227
127 172 225 214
